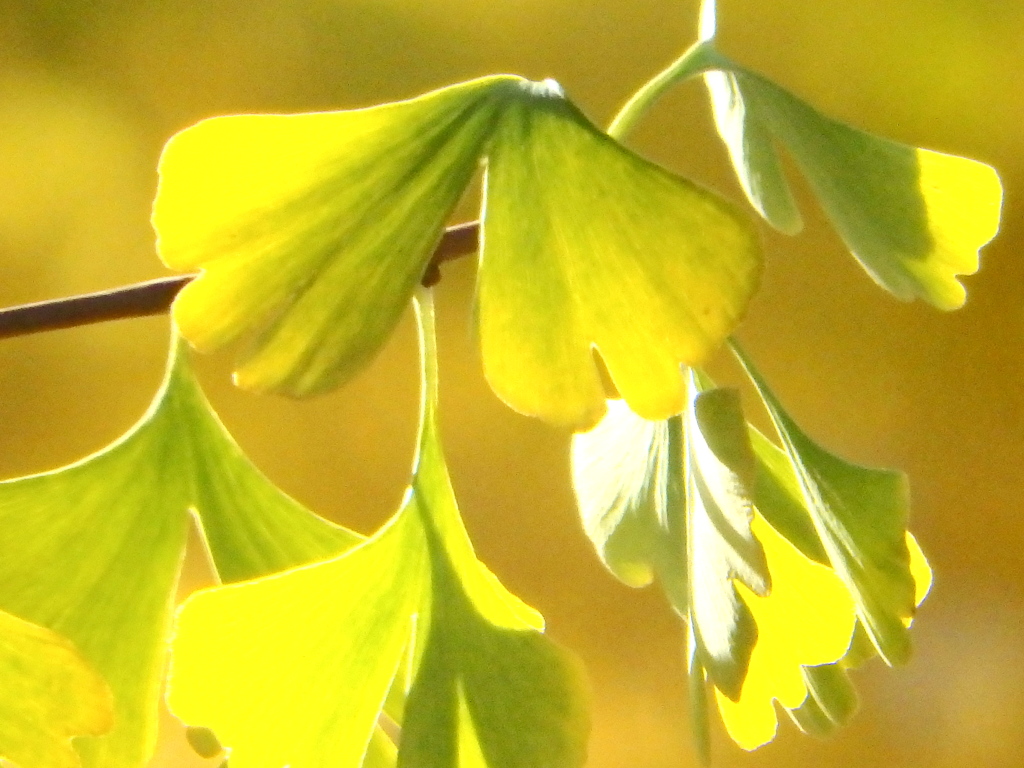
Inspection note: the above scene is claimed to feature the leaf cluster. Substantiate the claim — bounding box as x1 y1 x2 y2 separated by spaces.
0 2 1002 767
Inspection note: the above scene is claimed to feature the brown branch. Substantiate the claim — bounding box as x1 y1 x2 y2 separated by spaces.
0 221 480 341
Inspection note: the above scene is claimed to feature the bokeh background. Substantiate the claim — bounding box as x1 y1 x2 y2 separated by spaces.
1 1 1022 766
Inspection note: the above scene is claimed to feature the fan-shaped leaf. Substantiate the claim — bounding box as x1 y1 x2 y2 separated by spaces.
480 82 761 428
155 77 760 429
714 513 856 749
571 378 771 702
572 366 930 752
153 76 516 396
0 610 113 768
734 345 919 665
168 294 589 768
705 61 1002 308
0 332 358 768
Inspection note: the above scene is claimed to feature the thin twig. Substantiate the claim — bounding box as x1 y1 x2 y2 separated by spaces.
0 221 480 341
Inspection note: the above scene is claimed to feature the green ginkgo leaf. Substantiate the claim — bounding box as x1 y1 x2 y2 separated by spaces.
697 0 1002 308
571 378 888 753
786 530 933 738
749 427 827 565
480 82 761 428
168 293 589 768
0 330 359 768
786 663 859 738
0 609 114 768
733 344 918 665
154 76 761 429
153 76 515 397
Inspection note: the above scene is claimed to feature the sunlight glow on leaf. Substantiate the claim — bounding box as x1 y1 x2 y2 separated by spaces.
480 90 761 428
714 514 856 750
571 383 772 710
154 76 514 396
705 65 1002 308
154 76 760 428
571 360 932 752
0 610 114 768
0 332 358 768
684 382 769 700
168 294 589 768
735 345 920 666
570 399 673 589
907 533 933 609
170 511 425 768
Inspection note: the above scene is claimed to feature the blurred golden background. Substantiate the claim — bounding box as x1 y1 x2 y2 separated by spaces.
1 1 1021 766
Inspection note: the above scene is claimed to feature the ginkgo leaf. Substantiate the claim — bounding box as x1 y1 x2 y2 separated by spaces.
0 609 113 768
400 332 587 767
684 379 769 700
0 331 359 768
704 59 1002 308
787 531 933 738
155 75 761 428
168 292 589 768
734 344 919 666
153 76 515 396
571 378 770 701
749 427 828 564
170 510 426 768
569 398 679 591
572 362 932 753
479 81 761 428
714 513 856 750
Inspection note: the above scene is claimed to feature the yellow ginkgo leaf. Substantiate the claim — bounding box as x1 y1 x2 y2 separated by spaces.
153 76 513 397
714 514 856 750
0 610 113 768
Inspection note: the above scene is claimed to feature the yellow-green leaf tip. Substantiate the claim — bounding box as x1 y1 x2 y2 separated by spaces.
912 149 1002 309
705 68 1003 310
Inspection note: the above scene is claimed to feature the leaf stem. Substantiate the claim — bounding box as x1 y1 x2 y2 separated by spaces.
0 221 479 341
607 39 726 141
413 286 440 419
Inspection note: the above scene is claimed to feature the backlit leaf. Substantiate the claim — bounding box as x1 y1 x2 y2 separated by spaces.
171 509 425 768
569 399 677 591
0 610 113 768
714 514 856 750
734 344 919 665
480 82 761 428
155 76 761 428
571 377 770 702
168 293 589 768
0 331 358 768
684 380 769 700
785 531 933 737
572 362 931 751
704 57 1002 308
153 76 514 396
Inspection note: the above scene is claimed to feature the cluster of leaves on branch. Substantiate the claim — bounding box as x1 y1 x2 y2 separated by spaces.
0 1 1002 767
